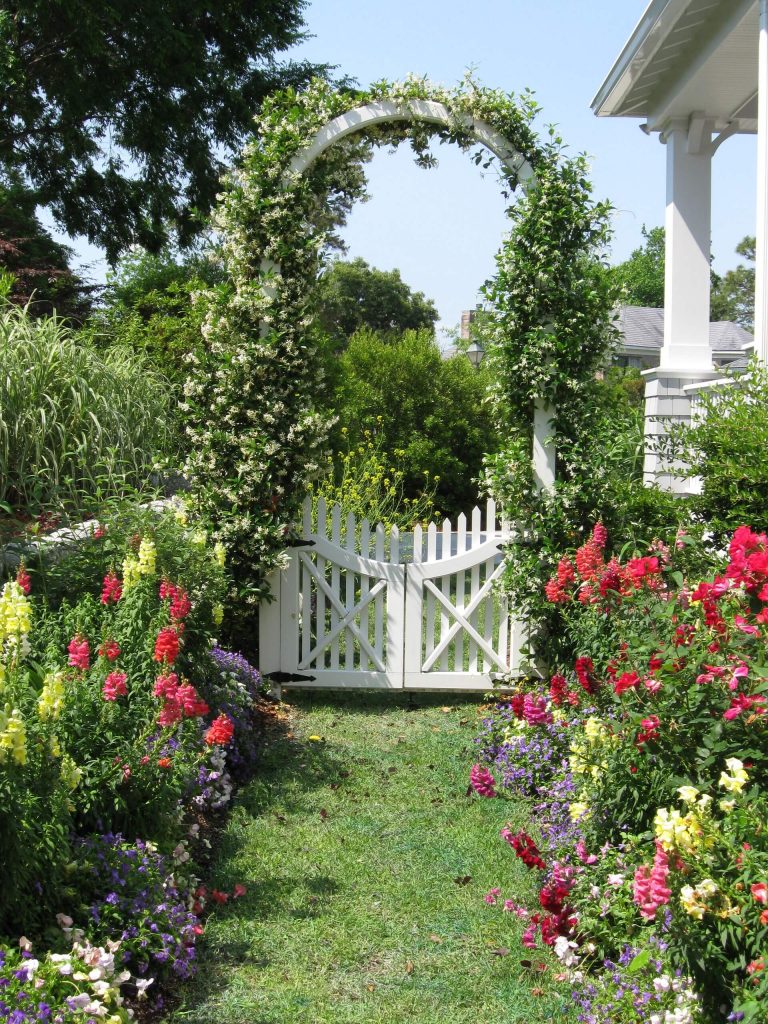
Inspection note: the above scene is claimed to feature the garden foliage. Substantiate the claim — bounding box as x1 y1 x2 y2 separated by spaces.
473 522 768 1022
0 303 175 515
0 504 262 1019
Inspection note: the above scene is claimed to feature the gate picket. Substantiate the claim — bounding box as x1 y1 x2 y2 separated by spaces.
259 497 521 692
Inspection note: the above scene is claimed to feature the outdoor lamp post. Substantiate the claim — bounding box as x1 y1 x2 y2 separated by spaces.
466 341 485 366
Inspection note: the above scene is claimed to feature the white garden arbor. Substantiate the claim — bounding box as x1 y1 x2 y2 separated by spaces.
257 97 559 692
593 0 766 490
277 98 556 492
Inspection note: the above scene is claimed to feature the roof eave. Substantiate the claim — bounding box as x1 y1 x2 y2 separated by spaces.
591 0 689 117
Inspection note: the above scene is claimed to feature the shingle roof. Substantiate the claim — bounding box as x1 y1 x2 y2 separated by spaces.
615 305 753 353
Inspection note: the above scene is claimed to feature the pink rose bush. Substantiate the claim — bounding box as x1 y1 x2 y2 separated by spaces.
474 524 768 1021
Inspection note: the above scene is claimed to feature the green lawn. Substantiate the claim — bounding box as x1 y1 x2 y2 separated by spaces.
173 691 575 1024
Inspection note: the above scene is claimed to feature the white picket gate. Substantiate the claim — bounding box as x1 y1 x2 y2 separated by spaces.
259 497 523 692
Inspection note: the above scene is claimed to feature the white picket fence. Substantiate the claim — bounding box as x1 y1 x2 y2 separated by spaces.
260 497 522 692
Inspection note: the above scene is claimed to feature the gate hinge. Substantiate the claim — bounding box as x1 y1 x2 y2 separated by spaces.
291 538 316 548
267 671 317 684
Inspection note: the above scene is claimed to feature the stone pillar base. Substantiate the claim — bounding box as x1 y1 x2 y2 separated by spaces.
642 367 720 494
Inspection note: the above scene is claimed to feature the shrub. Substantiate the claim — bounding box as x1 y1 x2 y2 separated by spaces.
310 429 438 532
0 302 176 515
665 360 768 540
330 328 500 517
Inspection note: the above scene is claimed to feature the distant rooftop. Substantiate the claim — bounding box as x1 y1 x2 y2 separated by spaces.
615 304 753 354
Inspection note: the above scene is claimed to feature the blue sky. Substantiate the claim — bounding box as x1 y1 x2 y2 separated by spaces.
59 0 757 337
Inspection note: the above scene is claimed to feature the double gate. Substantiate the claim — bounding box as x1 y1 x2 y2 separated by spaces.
260 498 522 692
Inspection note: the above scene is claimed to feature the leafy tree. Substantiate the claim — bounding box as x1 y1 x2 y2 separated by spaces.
0 1 329 261
0 178 88 317
83 246 225 390
331 328 499 517
610 226 665 307
314 258 438 343
710 236 754 328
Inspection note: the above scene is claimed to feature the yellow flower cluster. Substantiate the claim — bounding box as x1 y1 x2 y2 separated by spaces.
38 670 66 720
569 717 616 780
212 603 224 626
0 581 31 644
122 537 157 590
569 800 590 821
719 757 749 793
0 705 26 765
680 878 733 920
213 541 226 567
654 806 703 854
60 756 82 791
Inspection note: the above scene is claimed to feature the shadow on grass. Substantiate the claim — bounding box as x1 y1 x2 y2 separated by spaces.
283 688 489 717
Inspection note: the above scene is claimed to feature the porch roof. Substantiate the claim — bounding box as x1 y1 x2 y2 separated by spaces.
592 0 759 134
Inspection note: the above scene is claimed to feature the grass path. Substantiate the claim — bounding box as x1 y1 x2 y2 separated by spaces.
174 692 575 1024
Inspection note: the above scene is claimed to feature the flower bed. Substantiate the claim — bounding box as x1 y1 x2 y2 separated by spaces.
0 505 266 1021
471 524 768 1022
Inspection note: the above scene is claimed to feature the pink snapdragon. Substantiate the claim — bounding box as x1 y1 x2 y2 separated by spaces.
102 671 128 701
67 635 90 671
469 764 497 798
633 842 671 920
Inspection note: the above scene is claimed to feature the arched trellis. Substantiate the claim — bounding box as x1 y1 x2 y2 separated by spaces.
265 98 554 490
184 77 616 613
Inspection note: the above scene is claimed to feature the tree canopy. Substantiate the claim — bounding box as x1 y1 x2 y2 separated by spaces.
610 226 665 307
313 258 438 343
0 0 328 261
710 236 754 328
332 328 499 516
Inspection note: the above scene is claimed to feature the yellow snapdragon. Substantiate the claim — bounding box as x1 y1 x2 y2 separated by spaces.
60 756 82 791
569 801 590 821
212 603 224 626
680 878 731 920
213 541 226 567
122 537 157 591
0 581 31 643
38 670 66 720
719 757 749 794
137 538 157 576
0 705 27 766
654 806 701 853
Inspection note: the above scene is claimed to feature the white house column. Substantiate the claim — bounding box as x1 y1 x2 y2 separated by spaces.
660 117 714 370
643 117 717 493
756 0 768 364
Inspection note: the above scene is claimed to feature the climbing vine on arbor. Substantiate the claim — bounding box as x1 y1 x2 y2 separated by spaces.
183 73 618 629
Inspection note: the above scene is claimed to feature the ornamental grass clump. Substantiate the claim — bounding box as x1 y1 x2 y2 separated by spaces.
0 301 176 515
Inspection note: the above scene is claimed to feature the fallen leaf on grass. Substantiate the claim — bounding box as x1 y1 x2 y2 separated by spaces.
405 960 414 974
319 808 328 820
459 718 469 726
453 875 472 886
366 984 376 992
520 959 533 969
490 948 510 957
441 706 453 713
429 934 442 943
273 813 287 823
430 797 443 805
387 767 397 774
531 988 545 997
431 727 441 733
